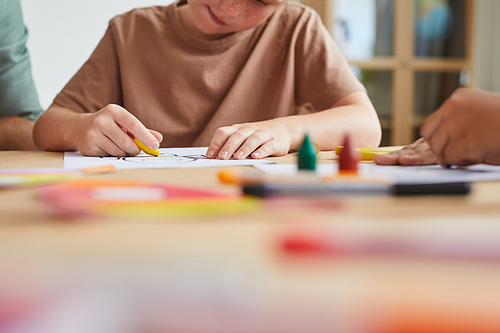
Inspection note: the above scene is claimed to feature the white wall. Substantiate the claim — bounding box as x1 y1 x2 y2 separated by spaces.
21 0 176 109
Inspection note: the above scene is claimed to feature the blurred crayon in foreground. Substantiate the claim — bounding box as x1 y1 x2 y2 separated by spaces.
338 134 359 174
282 229 500 260
379 301 500 333
298 134 316 171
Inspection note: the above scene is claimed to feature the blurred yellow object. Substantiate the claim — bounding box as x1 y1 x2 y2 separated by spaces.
335 146 395 161
311 142 320 154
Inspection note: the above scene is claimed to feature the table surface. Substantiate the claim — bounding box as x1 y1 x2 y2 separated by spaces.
2 150 500 332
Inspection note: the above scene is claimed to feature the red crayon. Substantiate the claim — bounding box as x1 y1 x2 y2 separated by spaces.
338 134 359 174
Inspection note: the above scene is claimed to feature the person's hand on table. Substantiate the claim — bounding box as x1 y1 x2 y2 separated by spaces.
373 138 438 166
421 87 500 166
206 119 293 160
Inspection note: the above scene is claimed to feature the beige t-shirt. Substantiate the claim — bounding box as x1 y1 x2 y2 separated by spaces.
54 1 365 147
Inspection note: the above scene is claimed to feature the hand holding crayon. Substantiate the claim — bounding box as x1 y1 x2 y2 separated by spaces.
69 104 162 157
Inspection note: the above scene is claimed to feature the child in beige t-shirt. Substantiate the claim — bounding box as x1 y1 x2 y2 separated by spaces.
33 0 381 159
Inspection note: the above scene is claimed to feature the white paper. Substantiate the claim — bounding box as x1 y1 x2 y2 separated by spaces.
254 163 500 184
64 147 274 170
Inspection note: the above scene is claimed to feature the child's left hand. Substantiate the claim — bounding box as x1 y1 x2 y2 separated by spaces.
206 119 295 160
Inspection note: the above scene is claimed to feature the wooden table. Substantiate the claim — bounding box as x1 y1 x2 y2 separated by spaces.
1 150 500 332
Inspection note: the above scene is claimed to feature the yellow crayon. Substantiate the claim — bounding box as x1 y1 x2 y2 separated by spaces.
335 146 395 161
133 138 159 157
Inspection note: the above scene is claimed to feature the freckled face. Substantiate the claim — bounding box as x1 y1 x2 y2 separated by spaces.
186 0 283 38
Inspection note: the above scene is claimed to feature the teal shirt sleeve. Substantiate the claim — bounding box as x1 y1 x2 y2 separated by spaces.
0 0 42 121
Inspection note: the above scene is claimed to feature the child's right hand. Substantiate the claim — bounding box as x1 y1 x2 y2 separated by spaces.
71 104 162 157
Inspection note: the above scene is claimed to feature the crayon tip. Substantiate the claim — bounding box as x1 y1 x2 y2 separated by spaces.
298 134 316 171
133 138 160 157
338 134 359 174
283 235 323 253
218 169 238 184
282 233 339 255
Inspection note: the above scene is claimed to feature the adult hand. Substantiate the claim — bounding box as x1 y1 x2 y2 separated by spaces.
206 119 294 160
421 88 500 166
373 138 438 166
72 104 162 156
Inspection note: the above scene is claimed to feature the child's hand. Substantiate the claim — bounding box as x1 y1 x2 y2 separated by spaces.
421 88 500 166
72 104 162 156
206 119 294 160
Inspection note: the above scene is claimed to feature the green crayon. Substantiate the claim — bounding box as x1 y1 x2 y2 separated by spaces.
298 134 316 171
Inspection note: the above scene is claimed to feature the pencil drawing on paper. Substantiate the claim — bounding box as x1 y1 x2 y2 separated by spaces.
64 147 273 170
103 153 208 165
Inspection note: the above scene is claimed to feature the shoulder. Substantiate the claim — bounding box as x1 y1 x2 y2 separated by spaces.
108 6 171 32
273 2 320 27
0 0 26 43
